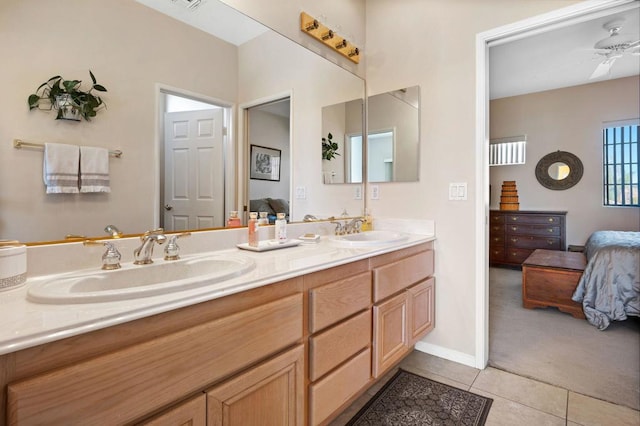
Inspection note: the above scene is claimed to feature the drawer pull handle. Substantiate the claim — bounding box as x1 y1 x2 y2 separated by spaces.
548 240 554 245
548 218 554 222
511 238 518 242
548 228 554 233
512 226 518 231
511 217 518 221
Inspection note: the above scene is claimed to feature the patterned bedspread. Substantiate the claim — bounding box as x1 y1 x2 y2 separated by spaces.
572 231 640 330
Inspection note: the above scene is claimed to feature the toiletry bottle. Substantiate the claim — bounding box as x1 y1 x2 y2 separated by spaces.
248 212 259 247
361 208 373 231
275 212 287 243
258 211 269 226
227 211 242 228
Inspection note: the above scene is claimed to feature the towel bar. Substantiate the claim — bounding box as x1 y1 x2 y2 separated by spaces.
13 139 122 158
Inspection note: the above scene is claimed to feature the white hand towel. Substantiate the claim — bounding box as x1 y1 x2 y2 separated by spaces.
80 146 111 193
43 143 80 194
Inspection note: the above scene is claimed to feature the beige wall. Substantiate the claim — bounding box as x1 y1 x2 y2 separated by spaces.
0 0 237 242
491 77 640 246
365 0 582 359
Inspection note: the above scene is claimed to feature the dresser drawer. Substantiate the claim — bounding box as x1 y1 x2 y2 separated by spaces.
505 248 534 264
508 236 561 250
490 224 505 235
505 214 563 225
506 224 561 236
309 310 371 381
490 214 505 225
309 271 371 333
490 234 505 246
489 247 505 263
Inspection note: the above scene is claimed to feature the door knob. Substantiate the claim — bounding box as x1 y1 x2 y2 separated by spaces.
164 204 173 211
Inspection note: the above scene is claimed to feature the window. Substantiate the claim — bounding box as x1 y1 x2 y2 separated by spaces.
489 136 526 166
603 121 639 207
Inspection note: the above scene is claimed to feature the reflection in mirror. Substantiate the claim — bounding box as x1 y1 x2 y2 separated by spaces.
547 162 570 180
321 86 421 185
367 86 420 183
1 0 365 243
321 99 364 184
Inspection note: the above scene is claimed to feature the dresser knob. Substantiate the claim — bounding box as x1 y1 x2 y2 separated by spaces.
548 240 554 245
548 218 554 222
511 217 518 221
511 238 517 242
548 228 554 233
512 226 518 231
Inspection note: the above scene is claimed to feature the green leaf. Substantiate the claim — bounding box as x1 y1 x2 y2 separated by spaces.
327 133 333 140
89 70 96 84
93 84 107 92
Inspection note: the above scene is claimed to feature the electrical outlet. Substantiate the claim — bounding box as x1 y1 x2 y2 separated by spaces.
371 185 380 200
354 186 362 200
295 186 306 199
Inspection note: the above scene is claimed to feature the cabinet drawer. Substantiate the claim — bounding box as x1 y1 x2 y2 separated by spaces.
490 214 504 224
505 214 562 225
373 250 434 303
489 247 505 262
309 271 371 333
505 248 534 264
508 236 561 250
490 234 505 246
309 348 371 426
490 224 505 235
309 310 371 381
7 294 303 425
506 224 560 236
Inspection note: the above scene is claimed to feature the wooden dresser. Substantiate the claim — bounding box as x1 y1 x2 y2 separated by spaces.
490 210 567 268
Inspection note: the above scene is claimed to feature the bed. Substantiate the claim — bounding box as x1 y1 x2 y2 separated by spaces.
572 231 640 330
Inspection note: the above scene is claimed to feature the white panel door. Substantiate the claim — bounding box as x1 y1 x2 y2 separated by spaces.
164 109 224 231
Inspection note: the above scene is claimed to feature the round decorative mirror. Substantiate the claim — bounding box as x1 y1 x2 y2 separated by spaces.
535 151 583 190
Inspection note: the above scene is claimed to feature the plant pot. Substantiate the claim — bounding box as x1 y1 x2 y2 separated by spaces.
54 94 81 121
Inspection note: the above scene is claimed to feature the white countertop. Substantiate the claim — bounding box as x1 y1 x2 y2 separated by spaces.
0 221 434 356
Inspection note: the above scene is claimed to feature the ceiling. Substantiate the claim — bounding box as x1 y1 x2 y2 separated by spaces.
490 4 640 100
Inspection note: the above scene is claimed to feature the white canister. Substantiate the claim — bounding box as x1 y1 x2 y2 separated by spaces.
0 244 27 291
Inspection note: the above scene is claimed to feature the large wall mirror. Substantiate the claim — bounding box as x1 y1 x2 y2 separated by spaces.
322 85 420 184
535 150 584 190
0 0 365 243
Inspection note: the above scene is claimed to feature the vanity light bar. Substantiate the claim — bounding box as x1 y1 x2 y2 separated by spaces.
300 12 360 64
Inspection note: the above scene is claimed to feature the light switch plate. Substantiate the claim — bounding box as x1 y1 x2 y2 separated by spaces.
371 185 380 200
354 186 362 200
295 186 306 199
449 183 467 201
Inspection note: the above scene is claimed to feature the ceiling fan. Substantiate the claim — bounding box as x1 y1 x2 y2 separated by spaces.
589 19 640 80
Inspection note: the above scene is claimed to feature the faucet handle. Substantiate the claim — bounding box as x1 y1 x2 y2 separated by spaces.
164 232 191 261
142 228 165 239
84 240 121 270
330 221 345 235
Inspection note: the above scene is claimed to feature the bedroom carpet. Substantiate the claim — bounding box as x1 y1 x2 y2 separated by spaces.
489 267 640 411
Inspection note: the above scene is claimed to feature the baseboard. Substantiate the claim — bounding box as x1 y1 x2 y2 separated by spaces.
414 341 478 369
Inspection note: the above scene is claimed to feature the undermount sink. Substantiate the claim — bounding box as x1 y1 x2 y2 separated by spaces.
329 230 408 247
27 254 255 304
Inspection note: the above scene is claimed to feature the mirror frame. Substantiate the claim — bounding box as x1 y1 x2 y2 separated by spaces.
535 150 583 190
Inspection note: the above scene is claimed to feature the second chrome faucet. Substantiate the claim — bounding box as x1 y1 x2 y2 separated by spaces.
133 229 167 265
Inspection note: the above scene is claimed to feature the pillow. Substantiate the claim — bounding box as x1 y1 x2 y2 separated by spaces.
249 199 274 215
267 198 289 215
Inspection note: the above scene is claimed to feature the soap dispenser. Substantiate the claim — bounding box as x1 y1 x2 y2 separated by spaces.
227 211 242 228
248 212 259 247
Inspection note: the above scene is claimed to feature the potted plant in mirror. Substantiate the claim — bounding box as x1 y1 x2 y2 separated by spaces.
27 70 107 121
322 132 340 160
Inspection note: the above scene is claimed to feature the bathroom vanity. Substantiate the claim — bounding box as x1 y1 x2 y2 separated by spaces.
0 228 435 425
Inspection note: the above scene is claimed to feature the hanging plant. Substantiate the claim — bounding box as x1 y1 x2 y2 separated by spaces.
322 132 340 161
28 70 107 121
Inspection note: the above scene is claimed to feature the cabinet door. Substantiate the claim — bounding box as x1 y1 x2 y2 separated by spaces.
140 394 206 426
408 278 435 346
372 292 408 378
206 345 304 426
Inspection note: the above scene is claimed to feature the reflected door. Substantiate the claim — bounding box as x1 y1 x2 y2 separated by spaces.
164 109 224 231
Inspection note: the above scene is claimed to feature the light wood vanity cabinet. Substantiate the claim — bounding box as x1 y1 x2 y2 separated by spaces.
371 248 435 378
1 242 435 426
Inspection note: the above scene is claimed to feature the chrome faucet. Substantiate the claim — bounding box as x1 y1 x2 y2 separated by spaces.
84 240 122 270
164 232 191 261
331 221 345 235
104 224 123 238
344 217 364 234
133 228 167 265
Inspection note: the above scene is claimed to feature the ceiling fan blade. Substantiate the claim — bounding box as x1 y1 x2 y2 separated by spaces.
589 58 616 80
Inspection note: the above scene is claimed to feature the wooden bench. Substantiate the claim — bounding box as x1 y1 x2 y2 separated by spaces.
522 249 586 319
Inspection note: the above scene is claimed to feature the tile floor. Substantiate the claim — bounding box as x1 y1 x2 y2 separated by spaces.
330 350 640 426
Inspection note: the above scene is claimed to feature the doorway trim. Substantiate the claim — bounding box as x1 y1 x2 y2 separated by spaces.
238 90 293 218
474 0 637 369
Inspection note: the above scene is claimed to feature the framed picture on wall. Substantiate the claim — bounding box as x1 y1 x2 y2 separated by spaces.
250 145 281 181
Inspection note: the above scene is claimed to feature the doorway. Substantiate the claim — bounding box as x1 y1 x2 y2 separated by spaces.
245 97 291 222
160 92 231 231
475 0 637 368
